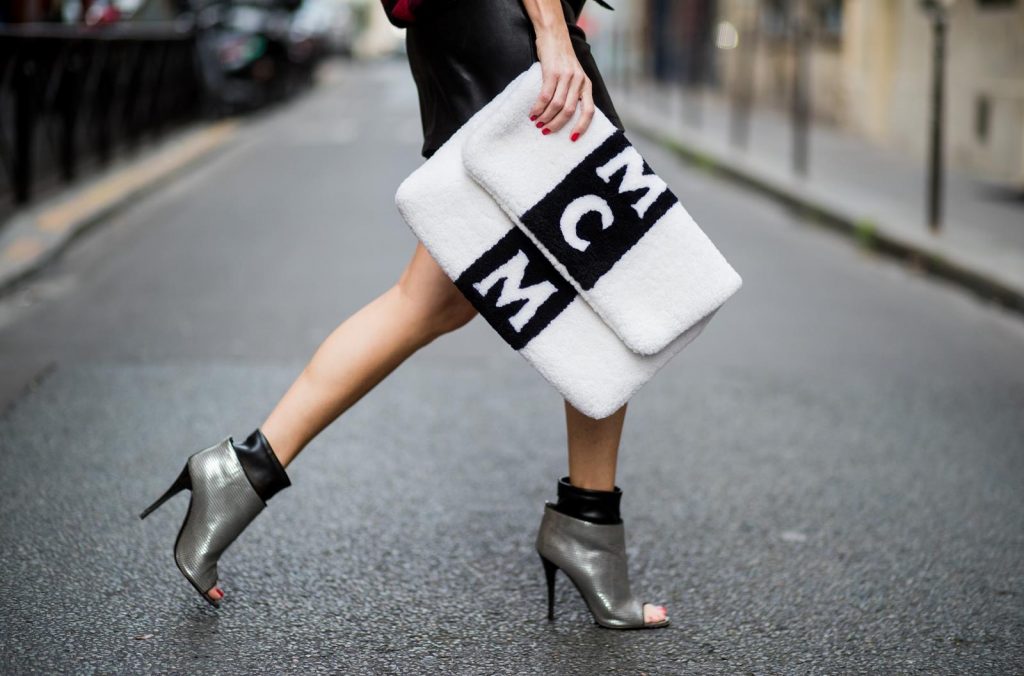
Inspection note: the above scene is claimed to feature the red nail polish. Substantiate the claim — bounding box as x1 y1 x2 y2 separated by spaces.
535 121 544 128
542 128 551 135
570 132 580 142
530 115 538 121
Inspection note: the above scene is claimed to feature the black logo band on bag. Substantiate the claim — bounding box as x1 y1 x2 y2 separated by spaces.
456 228 576 351
519 131 678 290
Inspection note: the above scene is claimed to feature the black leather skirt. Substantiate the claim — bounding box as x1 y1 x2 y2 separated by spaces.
405 0 623 159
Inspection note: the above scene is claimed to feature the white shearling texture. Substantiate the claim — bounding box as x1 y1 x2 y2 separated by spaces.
463 62 742 355
394 67 711 419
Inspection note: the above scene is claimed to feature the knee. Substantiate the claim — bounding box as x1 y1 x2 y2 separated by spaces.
395 278 477 339
432 292 479 338
425 289 478 338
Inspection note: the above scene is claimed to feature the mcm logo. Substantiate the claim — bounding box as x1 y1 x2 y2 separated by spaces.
521 131 678 289
456 229 576 350
595 145 670 220
473 250 558 332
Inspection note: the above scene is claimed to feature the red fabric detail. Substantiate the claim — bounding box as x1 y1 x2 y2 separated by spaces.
390 0 416 22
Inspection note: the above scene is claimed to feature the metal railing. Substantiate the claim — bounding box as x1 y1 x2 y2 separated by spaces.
0 23 203 205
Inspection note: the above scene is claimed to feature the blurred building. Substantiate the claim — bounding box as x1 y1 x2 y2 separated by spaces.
636 0 1024 186
351 0 402 57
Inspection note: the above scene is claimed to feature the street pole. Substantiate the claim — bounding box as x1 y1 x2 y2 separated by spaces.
925 2 949 233
14 53 36 204
657 0 672 116
684 0 707 129
790 0 811 177
730 0 759 150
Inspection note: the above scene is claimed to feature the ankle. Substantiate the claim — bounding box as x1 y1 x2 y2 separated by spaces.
552 476 622 525
231 429 291 502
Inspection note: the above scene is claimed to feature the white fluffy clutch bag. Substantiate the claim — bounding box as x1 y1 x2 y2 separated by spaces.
395 64 741 418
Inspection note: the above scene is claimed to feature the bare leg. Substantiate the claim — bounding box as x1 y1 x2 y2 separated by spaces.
564 401 668 624
196 244 474 604
261 242 477 466
565 401 626 491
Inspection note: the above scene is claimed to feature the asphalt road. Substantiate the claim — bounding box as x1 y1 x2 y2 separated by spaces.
1 60 1022 675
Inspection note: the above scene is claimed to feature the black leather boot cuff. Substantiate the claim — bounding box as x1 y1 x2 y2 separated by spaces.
231 429 291 502
553 476 622 525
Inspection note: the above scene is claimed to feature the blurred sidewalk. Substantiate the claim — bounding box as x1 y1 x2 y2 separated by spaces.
613 81 1024 312
0 120 239 294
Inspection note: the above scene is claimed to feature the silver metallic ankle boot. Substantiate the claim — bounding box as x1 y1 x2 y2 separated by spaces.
140 435 287 607
536 503 669 629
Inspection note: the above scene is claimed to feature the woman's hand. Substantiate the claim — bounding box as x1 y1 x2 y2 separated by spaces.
526 18 595 141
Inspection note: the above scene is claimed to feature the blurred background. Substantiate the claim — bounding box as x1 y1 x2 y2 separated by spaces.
3 0 1022 257
597 0 1024 190
0 0 407 216
1 2 1023 672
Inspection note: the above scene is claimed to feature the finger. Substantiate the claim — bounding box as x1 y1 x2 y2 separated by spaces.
547 72 585 133
530 71 558 121
570 79 595 141
538 73 571 128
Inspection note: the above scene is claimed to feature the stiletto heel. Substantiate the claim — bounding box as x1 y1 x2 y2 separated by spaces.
139 466 191 520
535 503 669 629
139 433 290 608
541 554 558 621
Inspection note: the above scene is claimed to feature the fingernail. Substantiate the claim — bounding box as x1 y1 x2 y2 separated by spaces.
570 132 579 142
542 128 551 135
530 115 538 121
535 121 544 128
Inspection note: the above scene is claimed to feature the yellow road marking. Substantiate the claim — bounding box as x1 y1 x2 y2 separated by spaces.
2 236 45 263
36 120 239 234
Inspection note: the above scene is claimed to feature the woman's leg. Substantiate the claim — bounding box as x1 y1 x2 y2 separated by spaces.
175 244 474 605
261 243 477 467
564 401 668 624
564 401 626 491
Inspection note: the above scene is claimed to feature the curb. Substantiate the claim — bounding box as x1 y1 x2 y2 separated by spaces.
0 119 240 296
622 112 1024 317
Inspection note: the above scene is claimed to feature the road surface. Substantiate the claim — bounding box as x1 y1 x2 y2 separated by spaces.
1 60 1022 674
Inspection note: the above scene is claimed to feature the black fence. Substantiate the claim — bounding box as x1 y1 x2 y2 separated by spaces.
0 23 203 206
